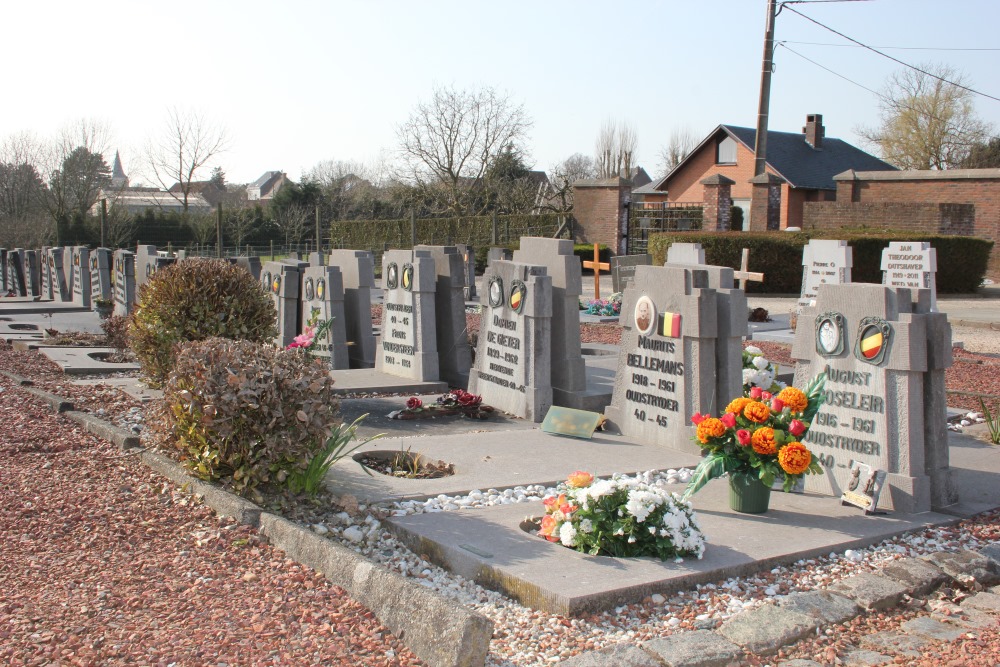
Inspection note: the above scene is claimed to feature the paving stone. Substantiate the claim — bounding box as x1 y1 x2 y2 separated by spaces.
937 607 996 630
829 572 908 611
775 590 860 625
777 661 823 667
921 549 999 585
843 649 892 666
859 631 927 657
960 591 1000 614
900 616 968 641
558 643 661 667
980 542 1000 572
717 604 817 655
644 630 742 667
880 557 950 596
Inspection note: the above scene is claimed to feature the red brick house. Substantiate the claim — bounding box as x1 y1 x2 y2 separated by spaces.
635 115 896 230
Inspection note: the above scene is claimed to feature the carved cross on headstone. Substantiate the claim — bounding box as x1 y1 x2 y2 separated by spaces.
581 243 610 299
732 248 764 291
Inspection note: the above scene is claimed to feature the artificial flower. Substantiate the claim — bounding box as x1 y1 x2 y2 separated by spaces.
751 427 778 455
778 442 812 475
406 396 423 410
720 412 737 429
725 397 752 416
736 429 752 446
776 387 808 413
788 419 806 437
691 412 707 425
749 386 763 399
743 401 771 424
771 398 785 412
567 471 595 488
696 417 726 444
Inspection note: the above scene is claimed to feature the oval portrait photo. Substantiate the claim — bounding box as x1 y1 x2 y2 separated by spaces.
634 296 656 336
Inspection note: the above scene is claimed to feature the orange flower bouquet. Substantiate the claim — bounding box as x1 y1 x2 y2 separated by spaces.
682 374 826 500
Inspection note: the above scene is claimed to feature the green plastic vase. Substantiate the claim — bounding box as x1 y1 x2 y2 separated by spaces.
728 471 771 514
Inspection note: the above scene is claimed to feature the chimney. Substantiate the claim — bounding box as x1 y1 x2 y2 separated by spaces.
803 114 824 149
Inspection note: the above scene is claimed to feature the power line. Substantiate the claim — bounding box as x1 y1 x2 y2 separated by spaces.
780 3 1000 103
782 39 1000 52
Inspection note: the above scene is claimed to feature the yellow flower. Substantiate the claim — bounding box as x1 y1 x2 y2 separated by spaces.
778 441 812 475
725 397 752 416
566 471 594 488
777 387 808 414
696 417 726 444
751 427 777 455
743 401 771 424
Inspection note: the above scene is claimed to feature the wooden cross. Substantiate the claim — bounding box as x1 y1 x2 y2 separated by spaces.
581 243 610 299
733 248 764 291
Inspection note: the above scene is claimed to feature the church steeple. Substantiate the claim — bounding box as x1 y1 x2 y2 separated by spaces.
110 150 129 188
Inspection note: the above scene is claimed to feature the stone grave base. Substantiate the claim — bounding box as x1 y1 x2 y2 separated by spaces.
40 347 140 374
3 334 43 344
0 322 42 338
0 300 90 315
329 369 448 396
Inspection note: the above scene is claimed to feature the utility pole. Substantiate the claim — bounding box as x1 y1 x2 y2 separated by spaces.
753 0 778 177
100 199 108 248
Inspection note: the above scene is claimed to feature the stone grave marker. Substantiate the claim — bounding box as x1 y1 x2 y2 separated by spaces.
59 247 73 296
799 239 852 309
487 247 512 264
90 248 112 304
71 246 91 308
611 254 652 294
112 250 136 316
48 248 70 301
300 265 350 369
22 250 40 298
40 249 53 300
467 259 553 422
512 237 587 408
8 249 25 296
0 248 7 293
261 260 308 348
456 243 477 301
135 244 174 296
232 256 262 281
375 249 439 381
414 244 473 388
665 242 706 266
308 251 324 266
603 265 719 455
792 283 955 513
327 249 377 369
881 241 937 312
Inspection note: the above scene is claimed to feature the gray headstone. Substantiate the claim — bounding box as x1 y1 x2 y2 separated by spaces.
512 237 587 407
233 256 262 281
59 247 73 296
261 260 307 348
467 259 553 422
308 251 324 266
455 243 477 301
792 284 955 513
112 250 136 316
666 242 706 266
881 242 937 312
328 249 377 369
603 265 719 454
375 249 439 382
300 266 350 369
0 248 7 293
71 246 91 308
487 247 512 264
799 240 852 309
135 245 174 298
611 254 653 294
8 249 25 296
414 245 473 388
90 248 113 304
40 248 53 300
23 250 40 297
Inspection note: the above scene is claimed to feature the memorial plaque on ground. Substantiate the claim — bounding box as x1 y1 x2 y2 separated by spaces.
261 260 307 348
22 250 40 297
467 259 552 421
603 265 718 455
414 245 472 388
300 265 350 369
665 242 706 266
90 248 112 304
512 237 587 408
799 240 852 309
611 254 652 294
112 250 136 317
71 246 91 308
881 242 937 312
375 249 439 382
792 283 955 513
327 249 377 369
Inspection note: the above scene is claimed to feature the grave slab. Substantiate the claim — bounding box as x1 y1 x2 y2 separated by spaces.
328 368 447 397
40 347 141 374
300 265 350 369
882 241 937 312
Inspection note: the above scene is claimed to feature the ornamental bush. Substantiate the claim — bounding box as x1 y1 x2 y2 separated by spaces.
127 258 276 386
163 338 340 500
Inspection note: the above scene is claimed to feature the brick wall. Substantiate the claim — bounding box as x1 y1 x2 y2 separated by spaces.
803 202 975 235
573 178 630 253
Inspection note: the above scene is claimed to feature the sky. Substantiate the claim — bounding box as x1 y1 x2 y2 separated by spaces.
4 0 1000 185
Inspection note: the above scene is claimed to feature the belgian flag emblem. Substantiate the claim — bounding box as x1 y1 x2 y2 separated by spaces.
859 327 883 360
853 317 891 365
401 264 414 291
658 312 681 338
509 280 526 313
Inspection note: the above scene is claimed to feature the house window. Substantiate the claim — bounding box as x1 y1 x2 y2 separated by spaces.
716 136 737 165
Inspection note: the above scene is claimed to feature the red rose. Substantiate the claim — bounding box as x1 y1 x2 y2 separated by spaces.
720 412 737 428
691 412 706 425
406 397 423 410
736 429 751 446
749 387 763 399
789 419 806 437
457 391 481 406
762 391 772 401
771 398 785 412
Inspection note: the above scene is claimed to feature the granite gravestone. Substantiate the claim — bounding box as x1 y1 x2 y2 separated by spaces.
414 245 473 388
8 249 25 296
456 243 477 301
49 248 70 301
40 249 53 300
59 247 73 297
0 248 7 293
22 250 40 297
300 265 350 369
603 265 719 455
232 256 262 281
375 249 439 382
327 250 377 369
881 242 937 312
308 251 324 267
136 245 174 295
665 243 706 266
467 259 553 422
799 239 852 309
611 254 653 294
261 260 308 348
512 237 588 408
792 284 955 513
487 247 513 264
71 246 91 308
90 248 113 304
112 250 136 316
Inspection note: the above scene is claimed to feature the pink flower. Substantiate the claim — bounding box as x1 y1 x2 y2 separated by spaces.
406 397 423 410
691 412 707 425
736 429 751 446
720 412 737 428
788 419 806 437
761 391 773 401
749 387 763 399
771 398 785 412
288 326 316 350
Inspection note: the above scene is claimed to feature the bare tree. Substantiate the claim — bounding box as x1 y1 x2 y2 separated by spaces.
146 108 229 212
657 126 698 175
43 119 113 227
0 132 48 243
396 84 531 216
542 153 596 213
270 204 310 246
225 206 260 248
857 64 994 170
103 200 138 248
595 119 638 179
188 212 218 246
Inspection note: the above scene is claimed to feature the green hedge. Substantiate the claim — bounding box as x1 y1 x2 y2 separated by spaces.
472 242 611 275
648 231 993 294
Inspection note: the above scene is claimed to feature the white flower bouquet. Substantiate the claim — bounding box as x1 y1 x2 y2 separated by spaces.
742 345 786 394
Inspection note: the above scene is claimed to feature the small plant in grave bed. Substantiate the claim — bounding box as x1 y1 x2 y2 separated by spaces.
980 398 1000 445
579 292 622 317
356 444 455 479
388 390 495 420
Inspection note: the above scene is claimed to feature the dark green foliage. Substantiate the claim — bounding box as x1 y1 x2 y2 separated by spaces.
127 258 277 386
573 244 611 272
648 231 992 294
729 206 744 231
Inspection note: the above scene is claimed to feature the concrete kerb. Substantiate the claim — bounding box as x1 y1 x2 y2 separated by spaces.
64 410 141 450
23 385 73 412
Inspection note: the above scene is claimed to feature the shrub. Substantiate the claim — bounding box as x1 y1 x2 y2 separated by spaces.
128 258 277 386
101 315 130 358
163 338 340 500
